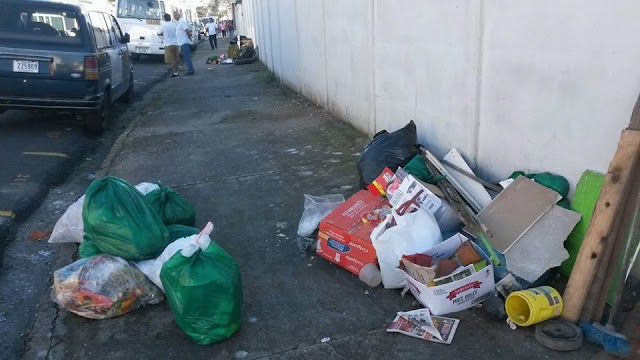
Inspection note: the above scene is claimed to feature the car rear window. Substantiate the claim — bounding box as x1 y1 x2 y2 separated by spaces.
0 3 86 48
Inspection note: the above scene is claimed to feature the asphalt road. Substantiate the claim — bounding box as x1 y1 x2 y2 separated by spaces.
0 55 170 256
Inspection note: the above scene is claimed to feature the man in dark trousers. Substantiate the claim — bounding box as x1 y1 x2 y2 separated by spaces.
206 19 217 50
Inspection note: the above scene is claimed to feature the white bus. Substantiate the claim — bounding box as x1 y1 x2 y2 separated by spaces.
114 0 199 58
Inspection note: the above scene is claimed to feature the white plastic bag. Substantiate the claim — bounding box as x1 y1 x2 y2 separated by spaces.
136 222 214 292
49 195 85 244
296 194 345 237
48 182 161 244
371 208 443 289
134 182 160 195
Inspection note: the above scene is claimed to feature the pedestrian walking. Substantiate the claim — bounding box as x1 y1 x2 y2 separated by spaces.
206 19 217 50
228 21 235 38
220 21 227 38
157 13 179 77
174 11 194 75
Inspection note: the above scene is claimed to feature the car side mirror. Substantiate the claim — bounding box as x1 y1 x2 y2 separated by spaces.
122 33 131 44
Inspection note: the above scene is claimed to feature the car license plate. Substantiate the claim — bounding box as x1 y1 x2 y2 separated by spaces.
135 47 150 53
13 60 39 73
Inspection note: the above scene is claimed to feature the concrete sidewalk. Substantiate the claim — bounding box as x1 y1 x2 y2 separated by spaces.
25 46 598 359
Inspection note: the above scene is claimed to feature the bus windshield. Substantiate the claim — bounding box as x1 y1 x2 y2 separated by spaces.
117 0 164 20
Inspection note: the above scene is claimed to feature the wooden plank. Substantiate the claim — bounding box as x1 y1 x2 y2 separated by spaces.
629 92 640 131
579 202 624 323
425 150 484 213
558 170 605 278
590 166 640 323
561 129 640 323
442 148 493 207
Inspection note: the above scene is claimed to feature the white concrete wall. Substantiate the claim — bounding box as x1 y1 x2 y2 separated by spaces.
374 0 481 161
234 3 244 36
274 0 298 90
477 0 640 185
242 0 640 189
324 0 375 134
293 0 327 106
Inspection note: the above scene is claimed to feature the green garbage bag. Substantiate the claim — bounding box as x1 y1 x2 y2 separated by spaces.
403 155 445 184
166 224 200 242
160 223 243 345
78 240 102 258
83 177 170 261
145 183 196 227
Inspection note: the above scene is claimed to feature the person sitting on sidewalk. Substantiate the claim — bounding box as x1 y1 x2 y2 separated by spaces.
206 19 218 50
157 13 179 77
174 11 194 75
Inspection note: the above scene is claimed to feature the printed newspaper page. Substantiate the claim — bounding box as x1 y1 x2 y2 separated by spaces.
386 309 460 344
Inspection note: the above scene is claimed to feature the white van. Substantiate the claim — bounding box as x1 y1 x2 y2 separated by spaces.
114 0 199 58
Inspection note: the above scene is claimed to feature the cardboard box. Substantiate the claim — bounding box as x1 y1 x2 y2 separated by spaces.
388 174 442 215
401 233 495 315
366 168 394 196
316 190 390 275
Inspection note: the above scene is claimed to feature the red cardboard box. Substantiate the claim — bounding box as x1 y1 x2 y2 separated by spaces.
366 167 394 196
316 190 390 275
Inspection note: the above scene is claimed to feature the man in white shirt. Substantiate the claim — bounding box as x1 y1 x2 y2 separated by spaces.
157 13 179 77
174 11 194 75
206 19 217 50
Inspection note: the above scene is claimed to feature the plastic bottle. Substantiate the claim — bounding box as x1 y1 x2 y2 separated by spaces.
359 263 382 287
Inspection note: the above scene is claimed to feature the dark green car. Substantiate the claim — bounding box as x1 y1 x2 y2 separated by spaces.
0 0 134 133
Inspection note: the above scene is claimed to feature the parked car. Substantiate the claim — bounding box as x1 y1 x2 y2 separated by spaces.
0 0 134 133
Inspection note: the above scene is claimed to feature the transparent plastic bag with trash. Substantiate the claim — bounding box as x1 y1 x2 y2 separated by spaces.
296 194 345 255
52 254 163 319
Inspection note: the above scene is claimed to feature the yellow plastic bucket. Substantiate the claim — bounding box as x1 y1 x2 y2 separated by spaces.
505 286 563 327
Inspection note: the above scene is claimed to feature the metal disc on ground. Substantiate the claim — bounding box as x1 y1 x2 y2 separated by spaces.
535 320 584 351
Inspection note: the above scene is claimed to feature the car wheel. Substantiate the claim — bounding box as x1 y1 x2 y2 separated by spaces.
132 53 141 61
85 91 111 134
121 74 134 103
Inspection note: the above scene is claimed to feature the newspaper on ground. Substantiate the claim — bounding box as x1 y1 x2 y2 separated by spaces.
386 308 460 344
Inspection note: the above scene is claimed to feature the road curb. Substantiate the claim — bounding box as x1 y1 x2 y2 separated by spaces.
0 217 14 256
97 77 170 178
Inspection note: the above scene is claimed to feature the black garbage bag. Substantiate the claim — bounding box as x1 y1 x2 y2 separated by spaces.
357 120 419 188
238 47 256 59
234 56 257 65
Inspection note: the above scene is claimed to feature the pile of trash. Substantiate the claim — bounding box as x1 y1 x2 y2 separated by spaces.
49 177 243 345
206 36 257 66
299 120 596 350
229 36 258 65
207 53 234 65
